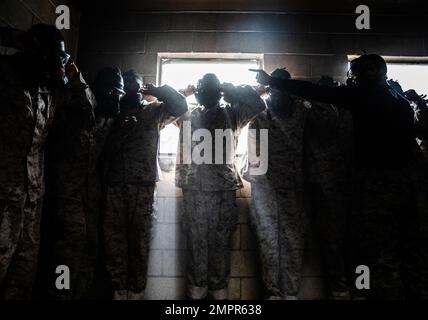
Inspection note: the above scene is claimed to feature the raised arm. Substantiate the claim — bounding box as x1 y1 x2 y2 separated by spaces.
62 61 96 115
406 89 428 140
222 83 266 127
142 84 188 128
251 69 357 109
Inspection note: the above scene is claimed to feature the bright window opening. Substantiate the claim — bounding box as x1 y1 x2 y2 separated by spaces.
158 57 262 159
386 63 428 95
348 56 428 95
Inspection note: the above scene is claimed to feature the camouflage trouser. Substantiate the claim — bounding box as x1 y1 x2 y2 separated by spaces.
46 191 97 299
349 170 422 300
103 183 155 293
249 181 305 298
181 189 238 300
0 197 43 299
305 178 349 299
406 169 428 299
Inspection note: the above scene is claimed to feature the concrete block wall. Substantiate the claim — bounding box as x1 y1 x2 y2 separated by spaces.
73 1 426 299
143 171 326 300
0 0 81 58
78 6 427 85
145 172 265 300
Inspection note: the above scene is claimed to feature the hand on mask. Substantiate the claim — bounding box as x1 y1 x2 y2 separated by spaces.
179 84 196 97
249 69 272 86
141 83 159 97
65 59 79 80
221 83 236 103
405 89 426 103
255 84 269 97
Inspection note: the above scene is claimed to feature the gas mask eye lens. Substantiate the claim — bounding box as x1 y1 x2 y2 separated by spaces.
61 52 71 67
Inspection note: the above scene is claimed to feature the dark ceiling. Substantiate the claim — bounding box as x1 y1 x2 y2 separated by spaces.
73 0 427 14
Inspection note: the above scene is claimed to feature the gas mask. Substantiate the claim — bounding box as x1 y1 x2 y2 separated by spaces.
121 69 144 111
94 67 125 118
347 54 388 87
195 74 222 108
24 24 71 87
40 41 71 86
267 68 293 115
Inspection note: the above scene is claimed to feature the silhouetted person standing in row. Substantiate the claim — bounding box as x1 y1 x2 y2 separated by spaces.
246 68 309 300
0 24 75 299
176 74 265 300
252 54 425 299
103 70 187 300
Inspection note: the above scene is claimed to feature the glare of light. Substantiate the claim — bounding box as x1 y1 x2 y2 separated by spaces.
387 64 428 96
159 59 260 155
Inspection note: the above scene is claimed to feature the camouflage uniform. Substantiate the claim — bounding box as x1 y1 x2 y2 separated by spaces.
176 85 265 299
411 101 428 299
42 73 97 299
303 101 353 299
0 54 55 299
103 85 187 293
246 96 309 299
349 168 421 299
267 78 426 299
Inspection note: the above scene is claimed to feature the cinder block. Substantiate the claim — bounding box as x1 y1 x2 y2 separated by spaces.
240 180 252 198
228 278 241 300
120 53 157 76
192 32 218 52
84 31 146 53
78 53 123 83
231 251 258 277
298 277 328 300
168 32 193 52
147 250 163 276
328 34 362 56
220 13 266 32
120 13 171 32
168 13 194 31
162 250 187 277
240 224 257 250
231 225 241 250
309 14 355 34
156 197 182 223
151 223 187 250
145 276 186 300
241 277 263 300
0 0 34 29
263 33 331 55
216 32 264 53
236 198 250 223
372 15 426 35
146 32 170 53
358 34 425 56
142 75 157 86
273 14 311 33
264 54 311 77
21 0 57 24
310 55 348 78
189 13 219 31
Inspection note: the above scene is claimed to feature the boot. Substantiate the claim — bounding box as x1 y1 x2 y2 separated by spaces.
113 290 128 300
